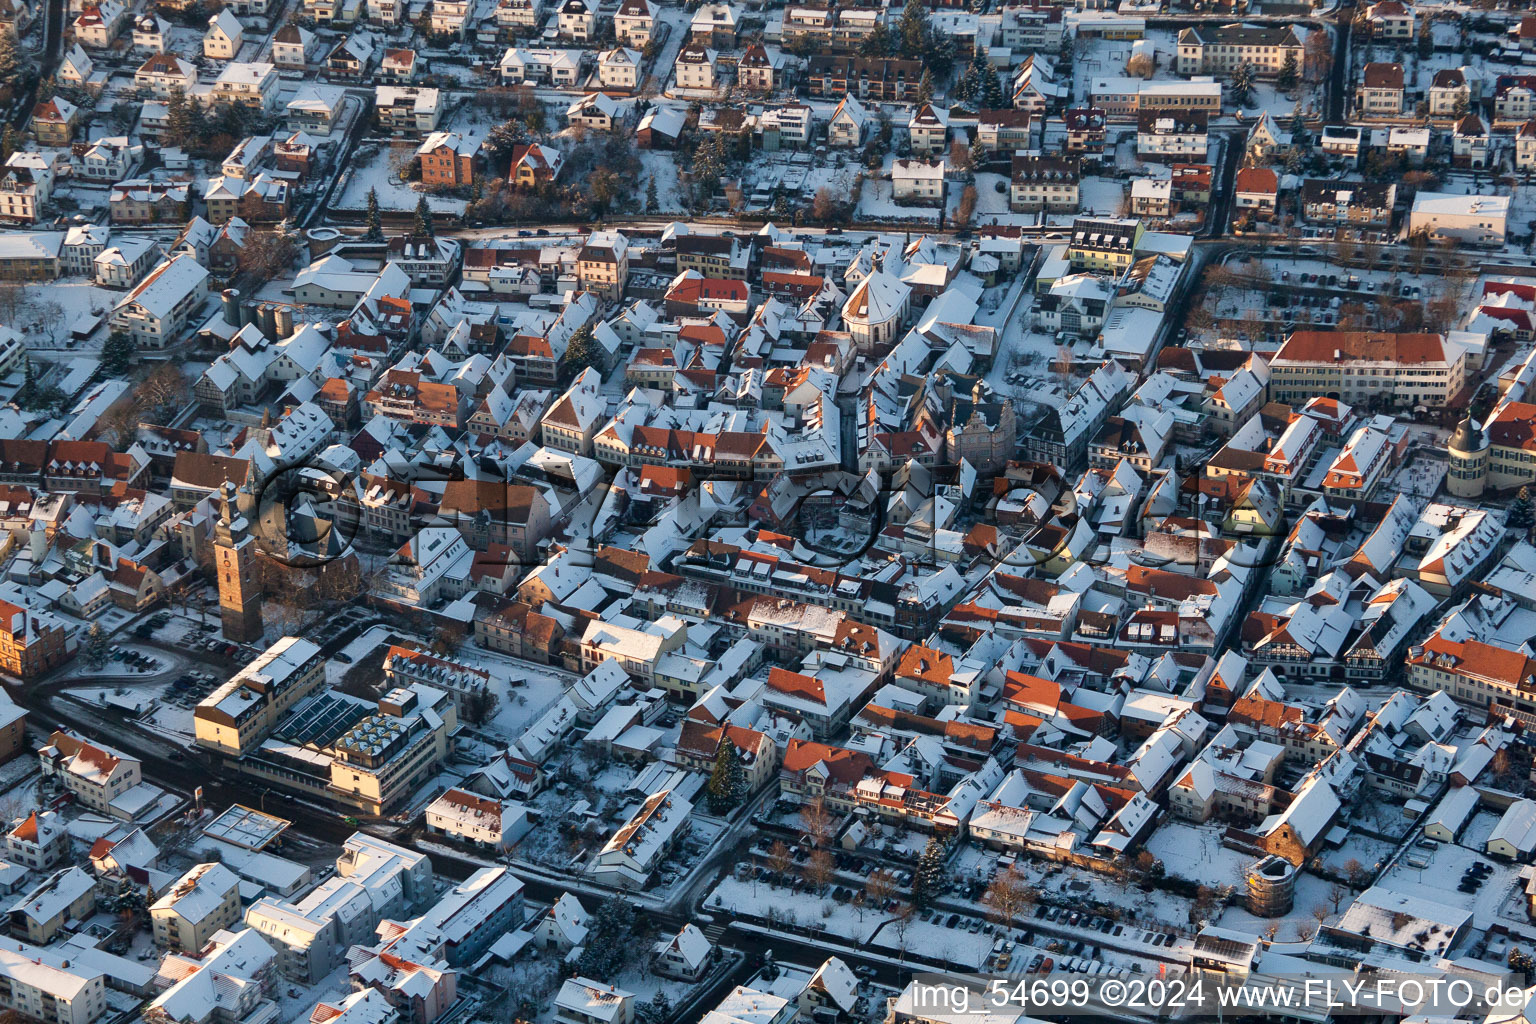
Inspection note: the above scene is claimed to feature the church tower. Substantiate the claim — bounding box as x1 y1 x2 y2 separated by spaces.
214 482 265 643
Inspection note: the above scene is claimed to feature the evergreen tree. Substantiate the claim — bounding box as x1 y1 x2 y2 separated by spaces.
912 835 949 908
1511 487 1535 531
637 991 673 1024
982 66 1005 108
1276 51 1299 91
645 175 659 213
0 27 30 87
83 622 109 670
1289 107 1310 151
0 125 15 164
958 51 987 104
969 135 987 169
859 21 893 57
707 738 746 813
165 87 195 147
772 190 793 223
363 188 384 242
575 895 636 981
485 117 528 159
916 69 933 106
1057 31 1075 74
897 0 929 58
101 331 134 377
216 100 251 139
412 195 435 238
1417 17 1433 60
564 323 599 375
1231 60 1256 107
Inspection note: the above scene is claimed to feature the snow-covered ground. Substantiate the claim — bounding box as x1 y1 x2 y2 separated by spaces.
1145 821 1253 887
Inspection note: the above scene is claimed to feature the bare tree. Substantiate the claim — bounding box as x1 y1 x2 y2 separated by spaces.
1334 231 1359 266
1245 258 1273 289
800 795 834 848
1053 344 1074 386
1311 904 1330 928
133 364 190 422
0 281 24 323
865 869 896 914
315 557 365 607
812 188 839 222
1357 238 1383 270
1184 306 1217 341
264 596 308 636
1304 30 1332 84
890 901 915 960
237 231 299 285
1327 884 1348 914
982 865 1035 930
805 848 835 893
767 840 792 880
955 185 977 227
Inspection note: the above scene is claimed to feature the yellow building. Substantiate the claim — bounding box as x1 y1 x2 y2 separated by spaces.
325 686 460 814
151 863 241 951
1067 216 1144 273
576 230 628 304
194 636 327 755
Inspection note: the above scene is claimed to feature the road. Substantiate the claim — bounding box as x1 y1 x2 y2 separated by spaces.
1205 131 1244 238
1327 0 1355 122
303 91 372 229
6 0 63 133
9 613 397 843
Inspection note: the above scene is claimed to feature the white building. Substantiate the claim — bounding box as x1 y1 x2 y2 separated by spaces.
109 255 210 349
598 47 641 90
588 789 692 887
891 159 945 204
841 269 910 349
1409 192 1510 248
423 789 532 851
204 9 244 58
0 938 107 1024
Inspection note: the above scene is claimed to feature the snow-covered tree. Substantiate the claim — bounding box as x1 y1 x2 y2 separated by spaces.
1230 61 1256 107
1277 51 1299 91
1511 487 1535 531
707 738 746 813
912 836 949 908
575 895 636 980
412 195 435 238
363 188 384 242
83 623 109 670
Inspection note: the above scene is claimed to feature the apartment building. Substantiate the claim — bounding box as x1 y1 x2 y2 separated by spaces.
1269 332 1467 409
108 255 210 349
1175 24 1303 76
151 863 241 951
193 637 327 756
1009 155 1080 212
38 731 140 815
